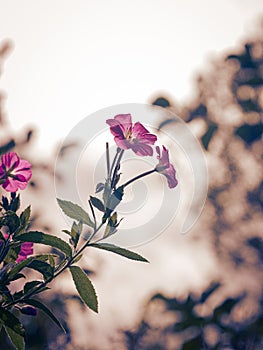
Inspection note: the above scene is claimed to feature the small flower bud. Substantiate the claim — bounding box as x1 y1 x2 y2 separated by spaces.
20 305 37 316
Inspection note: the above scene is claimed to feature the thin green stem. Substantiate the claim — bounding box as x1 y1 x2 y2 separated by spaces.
122 168 156 188
88 199 97 230
109 147 121 178
106 142 110 178
111 149 124 188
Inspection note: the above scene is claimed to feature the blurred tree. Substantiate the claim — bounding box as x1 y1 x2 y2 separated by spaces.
0 40 91 350
122 22 263 350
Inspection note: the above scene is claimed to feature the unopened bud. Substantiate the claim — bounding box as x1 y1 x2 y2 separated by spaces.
20 305 37 316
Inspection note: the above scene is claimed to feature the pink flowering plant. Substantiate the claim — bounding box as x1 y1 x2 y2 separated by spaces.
0 114 178 350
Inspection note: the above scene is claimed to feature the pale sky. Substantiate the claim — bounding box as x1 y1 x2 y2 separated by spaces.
0 0 262 152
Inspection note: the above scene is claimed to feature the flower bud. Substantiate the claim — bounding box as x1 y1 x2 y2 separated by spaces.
20 305 37 316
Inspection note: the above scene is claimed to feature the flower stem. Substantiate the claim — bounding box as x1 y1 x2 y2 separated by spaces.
122 168 156 188
111 149 124 189
106 142 110 178
109 147 121 178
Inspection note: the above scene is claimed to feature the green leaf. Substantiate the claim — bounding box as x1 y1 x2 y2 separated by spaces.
3 245 20 264
23 280 42 294
20 206 31 225
90 243 149 263
102 181 111 206
0 307 25 337
62 229 71 236
71 221 82 248
17 231 72 256
28 260 54 281
69 266 98 313
95 182 104 193
8 254 56 279
23 299 65 333
1 211 20 234
90 196 105 212
103 212 120 238
57 199 94 228
4 325 25 350
15 206 31 236
102 186 124 222
9 273 25 282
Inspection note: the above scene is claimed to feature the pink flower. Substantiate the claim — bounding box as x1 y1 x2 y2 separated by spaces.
155 146 178 189
0 152 32 192
16 242 34 263
2 233 33 263
106 114 157 156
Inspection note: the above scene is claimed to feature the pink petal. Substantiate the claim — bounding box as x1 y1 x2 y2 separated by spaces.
1 152 19 169
106 114 132 138
161 146 170 166
2 178 20 192
0 165 5 178
133 122 157 144
163 164 178 188
113 114 132 135
16 242 34 262
14 168 32 181
113 137 130 150
15 159 32 171
131 143 154 156
156 146 161 159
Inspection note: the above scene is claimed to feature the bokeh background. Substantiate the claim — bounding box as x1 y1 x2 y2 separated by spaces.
0 1 263 349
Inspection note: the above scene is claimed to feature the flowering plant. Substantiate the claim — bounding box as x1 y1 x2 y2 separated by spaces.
0 114 178 350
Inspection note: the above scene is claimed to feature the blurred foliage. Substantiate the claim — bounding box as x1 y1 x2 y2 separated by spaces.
0 41 80 350
124 23 263 350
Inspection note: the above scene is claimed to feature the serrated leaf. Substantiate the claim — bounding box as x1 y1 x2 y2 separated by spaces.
4 245 20 264
15 206 31 237
23 280 42 294
20 206 31 224
90 196 105 212
0 307 25 337
69 266 98 313
1 211 20 234
28 260 54 281
8 254 56 279
90 243 149 263
4 325 25 350
23 299 65 332
57 199 94 228
17 231 72 256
